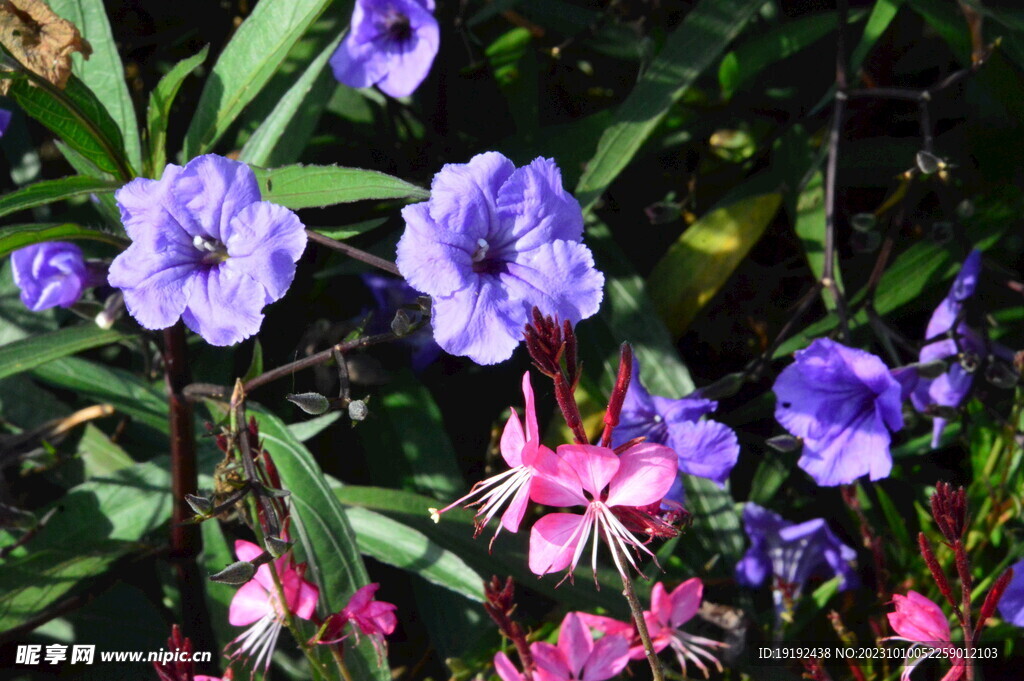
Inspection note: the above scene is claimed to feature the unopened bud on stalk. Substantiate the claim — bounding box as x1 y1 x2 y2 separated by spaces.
184 494 214 516
348 399 369 422
985 360 1018 389
210 560 256 585
766 434 801 452
286 392 331 415
916 150 943 175
264 535 292 558
391 308 412 337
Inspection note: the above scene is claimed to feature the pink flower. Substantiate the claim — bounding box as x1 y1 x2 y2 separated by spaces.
885 591 962 681
578 580 726 677
315 583 397 659
431 372 559 542
493 651 528 681
528 441 676 580
226 540 319 673
531 612 631 681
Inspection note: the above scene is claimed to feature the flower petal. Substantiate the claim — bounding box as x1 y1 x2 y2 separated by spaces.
428 152 515 238
557 445 621 498
115 166 203 243
670 419 740 486
223 201 306 303
582 634 631 681
529 447 587 507
494 157 584 251
532 642 571 680
667 578 703 628
558 612 593 678
181 267 266 346
429 277 521 364
501 239 604 325
605 442 675 507
529 512 585 575
396 202 475 297
176 154 261 243
493 652 526 681
111 250 196 331
228 579 271 626
375 10 439 97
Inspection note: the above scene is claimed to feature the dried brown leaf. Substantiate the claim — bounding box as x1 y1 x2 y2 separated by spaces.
0 0 91 95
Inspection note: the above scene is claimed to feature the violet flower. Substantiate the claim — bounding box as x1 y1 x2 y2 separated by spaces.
997 559 1024 627
330 0 439 98
528 440 676 580
226 540 319 673
396 152 604 365
108 154 307 346
611 358 739 505
0 109 11 137
910 250 983 447
884 591 962 681
361 272 439 371
773 338 903 486
736 503 858 604
11 242 104 311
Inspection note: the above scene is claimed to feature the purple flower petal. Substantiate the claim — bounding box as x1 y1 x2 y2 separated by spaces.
671 419 740 486
396 203 475 297
502 239 604 324
495 157 585 251
11 242 89 311
996 560 1024 627
0 109 11 137
176 154 262 243
223 201 307 303
181 267 266 347
430 278 519 364
428 152 515 237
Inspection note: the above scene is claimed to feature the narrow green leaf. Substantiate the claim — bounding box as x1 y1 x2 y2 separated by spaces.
250 407 386 681
345 506 484 602
310 218 389 242
0 177 120 219
0 223 128 257
648 193 783 338
793 170 843 310
850 0 904 73
287 412 342 442
239 33 343 167
183 0 335 157
574 0 762 213
146 46 210 176
252 164 429 210
77 423 134 477
48 0 142 170
0 325 130 382
873 484 911 555
485 28 539 133
8 74 129 179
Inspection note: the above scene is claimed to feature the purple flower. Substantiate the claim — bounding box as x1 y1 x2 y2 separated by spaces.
611 358 740 504
774 338 903 486
330 0 439 98
361 272 439 371
0 109 11 137
396 152 604 365
997 560 1024 627
11 242 102 311
910 250 983 447
736 503 858 596
108 154 307 346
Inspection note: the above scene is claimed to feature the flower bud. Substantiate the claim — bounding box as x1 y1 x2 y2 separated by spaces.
264 535 292 559
286 392 331 415
916 150 942 175
766 434 801 452
348 399 369 422
95 291 124 330
185 493 214 516
391 308 412 337
210 560 256 585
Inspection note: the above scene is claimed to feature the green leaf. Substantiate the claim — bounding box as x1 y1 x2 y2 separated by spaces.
647 193 783 338
793 170 843 310
287 412 342 442
252 164 429 210
0 223 128 257
873 484 911 559
146 46 210 176
77 423 134 477
850 0 904 73
48 0 142 171
574 0 762 213
183 0 335 157
239 33 343 167
8 74 130 179
0 325 130 382
356 370 463 499
345 506 484 602
250 406 386 681
0 177 121 220
310 218 389 241
485 27 539 134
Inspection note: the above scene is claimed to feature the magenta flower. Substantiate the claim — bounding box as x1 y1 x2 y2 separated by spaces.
580 580 726 677
531 612 630 681
226 540 319 672
997 560 1024 627
493 651 528 681
528 441 676 580
10 242 104 311
108 154 307 346
315 583 397 659
396 152 604 365
330 0 439 98
773 338 903 486
885 591 962 681
431 372 559 542
612 358 740 505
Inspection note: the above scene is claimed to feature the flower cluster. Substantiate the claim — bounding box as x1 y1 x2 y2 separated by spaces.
397 152 604 365
494 612 631 681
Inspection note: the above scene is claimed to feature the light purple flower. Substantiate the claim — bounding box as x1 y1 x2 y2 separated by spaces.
910 250 982 447
108 154 306 346
330 0 439 98
396 152 604 365
611 358 739 505
736 503 858 596
11 242 102 311
0 109 11 137
997 560 1024 627
361 273 439 371
774 338 903 486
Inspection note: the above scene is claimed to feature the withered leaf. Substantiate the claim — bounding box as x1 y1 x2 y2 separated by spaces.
0 0 92 95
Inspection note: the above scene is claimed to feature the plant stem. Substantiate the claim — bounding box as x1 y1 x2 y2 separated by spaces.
244 332 396 393
614 546 664 681
306 229 401 276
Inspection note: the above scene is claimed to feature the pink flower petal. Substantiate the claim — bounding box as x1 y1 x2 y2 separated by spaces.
500 477 533 533
522 372 540 450
530 449 587 507
667 578 702 628
532 642 571 679
234 539 262 563
558 613 594 678
605 442 676 508
500 409 526 468
529 512 586 575
582 634 631 681
557 445 620 498
228 579 271 626
494 651 527 681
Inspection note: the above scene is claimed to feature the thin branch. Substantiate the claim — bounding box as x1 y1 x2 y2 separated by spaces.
244 332 397 394
306 230 401 276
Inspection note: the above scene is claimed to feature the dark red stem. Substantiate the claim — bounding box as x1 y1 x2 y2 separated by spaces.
483 577 534 680
975 567 1013 635
918 532 964 621
600 343 632 448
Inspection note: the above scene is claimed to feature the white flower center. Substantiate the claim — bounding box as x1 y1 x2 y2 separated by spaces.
193 235 219 252
471 238 490 263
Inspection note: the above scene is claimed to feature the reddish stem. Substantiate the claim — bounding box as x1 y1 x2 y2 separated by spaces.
600 343 632 448
975 567 1013 635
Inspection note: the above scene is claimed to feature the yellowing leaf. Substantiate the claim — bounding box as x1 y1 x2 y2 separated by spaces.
648 193 782 337
0 0 91 95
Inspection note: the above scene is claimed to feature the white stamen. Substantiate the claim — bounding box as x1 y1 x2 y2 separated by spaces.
192 235 217 252
471 238 490 263
653 414 663 423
